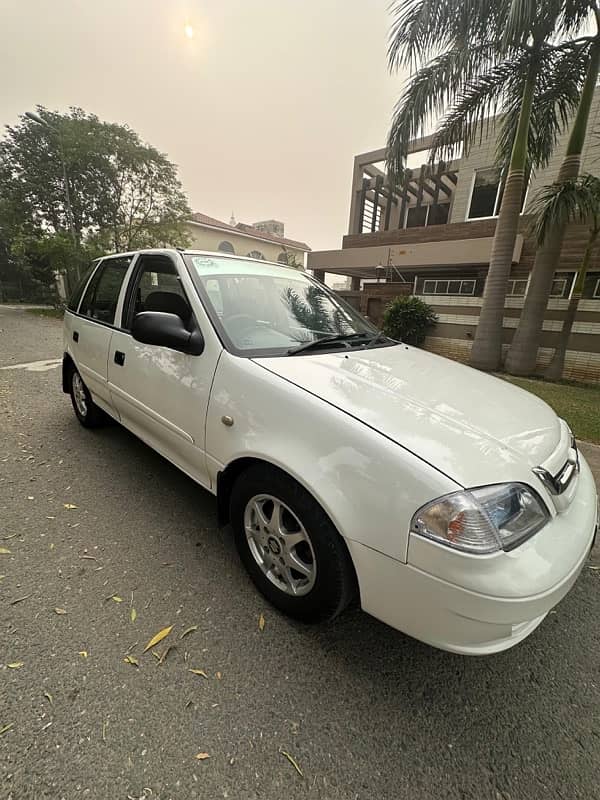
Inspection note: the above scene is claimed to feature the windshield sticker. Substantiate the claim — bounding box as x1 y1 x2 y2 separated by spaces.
192 257 217 269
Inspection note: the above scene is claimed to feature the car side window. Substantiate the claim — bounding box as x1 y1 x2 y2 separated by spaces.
126 256 194 330
79 257 131 324
67 261 100 312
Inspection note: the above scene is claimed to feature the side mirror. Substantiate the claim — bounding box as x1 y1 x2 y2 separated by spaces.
132 312 205 356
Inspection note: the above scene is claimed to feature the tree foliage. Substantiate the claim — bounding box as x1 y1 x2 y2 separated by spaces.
0 107 191 300
382 295 437 346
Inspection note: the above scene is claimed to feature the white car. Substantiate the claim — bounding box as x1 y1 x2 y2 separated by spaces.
62 249 598 655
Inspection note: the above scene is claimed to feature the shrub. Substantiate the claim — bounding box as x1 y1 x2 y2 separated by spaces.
381 295 437 347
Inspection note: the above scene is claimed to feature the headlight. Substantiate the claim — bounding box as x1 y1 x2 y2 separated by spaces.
410 483 550 554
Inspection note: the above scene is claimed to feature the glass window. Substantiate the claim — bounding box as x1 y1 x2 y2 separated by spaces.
448 280 461 294
550 272 576 298
79 257 131 324
218 241 235 254
406 206 428 228
67 261 100 312
507 279 528 296
468 168 501 219
277 252 288 264
594 278 600 299
428 203 450 226
422 280 435 294
247 250 265 261
460 280 476 295
420 278 476 295
185 255 375 356
127 255 193 329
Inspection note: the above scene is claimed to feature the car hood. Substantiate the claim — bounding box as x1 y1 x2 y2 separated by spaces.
253 345 562 488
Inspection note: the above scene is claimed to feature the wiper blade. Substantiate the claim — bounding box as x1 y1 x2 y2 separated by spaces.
287 332 371 355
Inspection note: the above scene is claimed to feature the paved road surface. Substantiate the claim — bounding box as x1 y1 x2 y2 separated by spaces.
1 305 600 800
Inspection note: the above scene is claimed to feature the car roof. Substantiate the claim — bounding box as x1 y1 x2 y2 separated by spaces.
100 248 304 272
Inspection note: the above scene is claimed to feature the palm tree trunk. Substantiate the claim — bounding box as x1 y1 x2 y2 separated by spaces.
543 227 598 380
469 62 537 371
504 41 600 376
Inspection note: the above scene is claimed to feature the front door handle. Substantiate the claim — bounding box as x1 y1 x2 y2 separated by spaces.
114 351 125 366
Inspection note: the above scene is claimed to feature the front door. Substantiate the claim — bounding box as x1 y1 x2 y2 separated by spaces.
107 252 221 489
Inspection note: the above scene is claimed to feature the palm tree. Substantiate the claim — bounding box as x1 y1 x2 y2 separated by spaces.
387 0 592 371
526 174 600 379
505 16 600 375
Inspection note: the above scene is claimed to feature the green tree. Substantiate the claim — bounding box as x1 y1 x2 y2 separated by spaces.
0 107 191 254
505 14 600 375
386 0 592 371
382 295 437 346
527 173 600 379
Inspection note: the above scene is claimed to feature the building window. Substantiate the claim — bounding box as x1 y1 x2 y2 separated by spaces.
507 279 528 296
550 271 576 298
421 278 476 295
247 250 265 260
594 278 600 299
467 168 527 220
277 252 288 264
404 203 450 229
218 241 235 254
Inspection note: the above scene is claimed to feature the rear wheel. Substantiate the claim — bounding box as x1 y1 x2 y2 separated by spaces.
230 464 357 622
69 367 105 428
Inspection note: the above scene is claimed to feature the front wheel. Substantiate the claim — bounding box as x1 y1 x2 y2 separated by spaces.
69 367 106 428
230 465 357 622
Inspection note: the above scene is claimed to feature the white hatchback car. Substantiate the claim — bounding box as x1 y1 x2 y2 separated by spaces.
63 249 598 654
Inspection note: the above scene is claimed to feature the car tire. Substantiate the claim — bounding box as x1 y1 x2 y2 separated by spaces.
69 366 106 428
230 464 358 623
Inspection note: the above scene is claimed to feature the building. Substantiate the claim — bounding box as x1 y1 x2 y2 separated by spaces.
307 94 600 383
185 213 310 267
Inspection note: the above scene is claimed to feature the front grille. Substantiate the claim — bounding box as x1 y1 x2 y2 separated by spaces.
533 437 580 496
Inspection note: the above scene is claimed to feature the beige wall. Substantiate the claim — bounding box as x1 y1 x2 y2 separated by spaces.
185 222 306 267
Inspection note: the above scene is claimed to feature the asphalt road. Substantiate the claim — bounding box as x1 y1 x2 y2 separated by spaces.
1 305 600 800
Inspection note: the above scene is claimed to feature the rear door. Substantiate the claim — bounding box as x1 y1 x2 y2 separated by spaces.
107 252 222 488
70 255 133 410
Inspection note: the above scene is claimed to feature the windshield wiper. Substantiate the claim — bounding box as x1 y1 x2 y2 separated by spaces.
287 332 373 355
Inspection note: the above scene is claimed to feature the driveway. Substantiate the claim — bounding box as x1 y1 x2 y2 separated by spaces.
1 305 600 800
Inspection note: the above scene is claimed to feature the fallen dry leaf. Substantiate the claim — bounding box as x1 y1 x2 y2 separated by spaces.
44 691 53 706
279 748 303 777
0 723 14 736
258 613 265 631
179 625 198 640
63 503 78 510
54 607 67 615
130 608 137 623
189 668 209 679
111 596 123 603
216 671 222 680
157 645 173 665
7 662 24 669
143 625 173 653
78 650 88 658
123 655 139 667
195 752 210 760
0 548 11 555
10 595 31 605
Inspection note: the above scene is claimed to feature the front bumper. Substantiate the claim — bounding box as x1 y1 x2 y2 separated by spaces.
348 457 598 655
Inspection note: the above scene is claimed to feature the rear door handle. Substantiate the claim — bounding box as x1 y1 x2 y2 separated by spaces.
114 351 125 366
73 331 79 343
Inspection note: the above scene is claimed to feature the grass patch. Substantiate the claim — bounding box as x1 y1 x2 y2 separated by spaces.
502 375 600 445
25 307 64 319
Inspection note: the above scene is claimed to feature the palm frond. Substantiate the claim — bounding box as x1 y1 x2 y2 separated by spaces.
559 0 595 37
386 43 498 180
496 40 590 170
530 173 600 243
388 0 506 71
428 58 522 163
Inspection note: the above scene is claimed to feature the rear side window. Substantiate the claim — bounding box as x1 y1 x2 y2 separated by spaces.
67 261 100 312
79 257 132 324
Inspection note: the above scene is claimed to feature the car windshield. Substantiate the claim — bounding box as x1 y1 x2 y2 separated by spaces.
185 255 380 356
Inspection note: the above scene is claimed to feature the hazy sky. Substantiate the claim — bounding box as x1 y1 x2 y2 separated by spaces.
1 0 406 252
